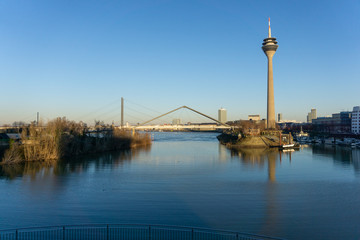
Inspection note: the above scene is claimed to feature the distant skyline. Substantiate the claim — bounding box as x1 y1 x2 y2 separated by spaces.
1 0 359 125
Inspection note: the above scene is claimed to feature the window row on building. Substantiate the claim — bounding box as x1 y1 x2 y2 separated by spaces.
351 106 360 134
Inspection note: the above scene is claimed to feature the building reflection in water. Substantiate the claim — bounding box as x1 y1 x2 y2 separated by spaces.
312 144 360 175
353 149 360 174
218 144 229 162
0 145 151 180
228 144 360 180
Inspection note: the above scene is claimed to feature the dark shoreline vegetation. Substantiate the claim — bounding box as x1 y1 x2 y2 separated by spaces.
0 118 152 165
0 147 151 180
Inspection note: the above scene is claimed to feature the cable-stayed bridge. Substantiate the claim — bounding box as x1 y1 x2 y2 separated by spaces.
1 98 231 132
129 105 231 132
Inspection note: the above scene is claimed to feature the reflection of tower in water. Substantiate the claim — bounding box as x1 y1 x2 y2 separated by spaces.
231 148 294 182
267 151 277 182
230 148 294 235
231 148 278 181
229 147 295 235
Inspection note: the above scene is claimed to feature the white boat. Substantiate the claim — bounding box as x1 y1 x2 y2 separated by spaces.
282 143 295 148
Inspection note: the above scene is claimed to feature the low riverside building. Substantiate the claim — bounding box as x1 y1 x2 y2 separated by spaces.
312 111 352 133
352 106 360 134
248 115 260 121
277 121 302 130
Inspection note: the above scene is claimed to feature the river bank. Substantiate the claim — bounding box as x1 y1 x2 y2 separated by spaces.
217 130 294 149
0 118 151 165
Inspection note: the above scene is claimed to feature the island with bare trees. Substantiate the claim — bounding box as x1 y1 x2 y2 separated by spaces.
0 117 151 165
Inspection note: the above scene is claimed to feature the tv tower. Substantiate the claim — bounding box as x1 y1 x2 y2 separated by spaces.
262 18 278 129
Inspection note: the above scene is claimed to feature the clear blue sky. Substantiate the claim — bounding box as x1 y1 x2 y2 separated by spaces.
1 0 359 125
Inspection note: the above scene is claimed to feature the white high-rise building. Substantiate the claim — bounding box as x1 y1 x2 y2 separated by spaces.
307 109 317 123
172 119 181 125
218 108 227 124
351 106 360 134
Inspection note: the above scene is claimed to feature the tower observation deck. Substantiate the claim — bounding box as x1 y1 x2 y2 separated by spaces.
262 18 278 129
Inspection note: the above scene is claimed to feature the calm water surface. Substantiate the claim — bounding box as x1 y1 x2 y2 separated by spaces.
1 132 360 240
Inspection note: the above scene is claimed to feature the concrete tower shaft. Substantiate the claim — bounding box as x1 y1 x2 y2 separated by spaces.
262 19 278 129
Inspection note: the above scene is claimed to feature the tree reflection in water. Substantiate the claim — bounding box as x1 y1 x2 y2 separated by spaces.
0 145 151 180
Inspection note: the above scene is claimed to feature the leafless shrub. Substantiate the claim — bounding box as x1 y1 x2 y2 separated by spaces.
1 118 151 164
2 142 23 164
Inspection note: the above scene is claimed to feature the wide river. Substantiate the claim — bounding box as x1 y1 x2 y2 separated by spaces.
1 132 360 240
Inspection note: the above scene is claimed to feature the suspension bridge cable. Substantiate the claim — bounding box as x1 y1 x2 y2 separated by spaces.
125 105 157 119
185 109 192 123
126 106 174 122
92 104 121 121
18 113 37 123
124 98 165 115
74 98 122 121
102 111 127 124
125 103 175 123
123 112 147 123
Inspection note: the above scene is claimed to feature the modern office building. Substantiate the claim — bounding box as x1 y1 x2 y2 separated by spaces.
351 106 360 134
307 109 317 123
218 108 227 124
277 113 282 122
262 18 278 129
313 111 351 133
172 119 181 125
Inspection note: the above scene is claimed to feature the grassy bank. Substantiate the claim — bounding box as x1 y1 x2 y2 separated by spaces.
1 118 151 165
